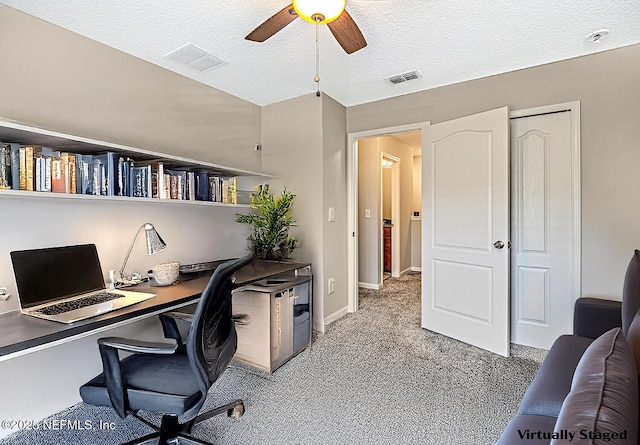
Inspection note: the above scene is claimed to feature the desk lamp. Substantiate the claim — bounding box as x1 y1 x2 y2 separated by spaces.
118 223 166 286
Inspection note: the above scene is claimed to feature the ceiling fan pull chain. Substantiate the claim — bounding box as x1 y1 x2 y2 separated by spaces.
315 20 321 97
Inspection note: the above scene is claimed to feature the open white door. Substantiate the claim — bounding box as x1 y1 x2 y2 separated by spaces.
422 107 510 356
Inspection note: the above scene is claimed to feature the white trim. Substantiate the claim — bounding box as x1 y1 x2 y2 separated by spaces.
400 267 413 276
411 267 423 272
509 101 582 308
381 153 401 281
324 306 349 326
347 122 430 314
358 282 382 290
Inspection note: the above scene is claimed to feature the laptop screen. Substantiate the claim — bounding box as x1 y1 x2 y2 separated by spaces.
10 244 106 309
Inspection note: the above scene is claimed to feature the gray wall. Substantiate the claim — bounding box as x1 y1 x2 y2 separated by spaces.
348 44 640 300
261 93 349 328
321 95 348 321
0 6 262 171
261 94 325 328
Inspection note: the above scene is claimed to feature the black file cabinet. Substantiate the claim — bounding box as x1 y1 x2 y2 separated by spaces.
232 272 312 373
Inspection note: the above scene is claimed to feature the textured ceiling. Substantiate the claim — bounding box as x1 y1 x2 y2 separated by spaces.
2 0 639 107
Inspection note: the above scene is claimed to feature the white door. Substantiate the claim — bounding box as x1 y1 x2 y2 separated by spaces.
511 110 577 349
422 107 510 357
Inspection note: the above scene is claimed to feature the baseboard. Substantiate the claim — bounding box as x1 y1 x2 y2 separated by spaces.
401 267 413 276
411 266 422 272
324 306 348 326
358 282 381 290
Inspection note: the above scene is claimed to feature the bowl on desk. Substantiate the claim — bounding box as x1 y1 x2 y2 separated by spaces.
148 262 180 286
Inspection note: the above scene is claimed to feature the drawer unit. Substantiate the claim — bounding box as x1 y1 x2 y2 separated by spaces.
232 275 312 373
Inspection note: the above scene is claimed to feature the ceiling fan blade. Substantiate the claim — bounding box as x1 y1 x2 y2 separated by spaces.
245 4 298 42
327 9 367 54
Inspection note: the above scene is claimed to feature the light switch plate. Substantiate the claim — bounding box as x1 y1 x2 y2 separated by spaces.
328 207 335 222
365 209 371 218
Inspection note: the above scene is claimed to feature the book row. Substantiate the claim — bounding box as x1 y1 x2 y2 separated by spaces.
0 144 240 203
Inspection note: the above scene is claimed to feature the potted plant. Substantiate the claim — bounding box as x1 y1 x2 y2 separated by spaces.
235 186 299 260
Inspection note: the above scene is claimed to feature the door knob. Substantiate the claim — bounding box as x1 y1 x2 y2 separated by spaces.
493 240 505 249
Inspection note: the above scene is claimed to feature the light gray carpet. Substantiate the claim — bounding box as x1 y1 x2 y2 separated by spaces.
0 272 544 445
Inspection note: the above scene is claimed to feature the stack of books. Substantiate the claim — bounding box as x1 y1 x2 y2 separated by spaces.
0 144 239 204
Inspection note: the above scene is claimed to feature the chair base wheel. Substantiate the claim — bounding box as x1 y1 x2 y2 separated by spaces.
228 402 245 418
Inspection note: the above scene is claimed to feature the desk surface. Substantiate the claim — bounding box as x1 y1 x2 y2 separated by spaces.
0 259 310 360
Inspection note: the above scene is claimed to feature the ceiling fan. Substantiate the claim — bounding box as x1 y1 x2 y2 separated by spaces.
245 0 367 54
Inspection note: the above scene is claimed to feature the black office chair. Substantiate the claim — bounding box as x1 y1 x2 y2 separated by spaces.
79 254 255 445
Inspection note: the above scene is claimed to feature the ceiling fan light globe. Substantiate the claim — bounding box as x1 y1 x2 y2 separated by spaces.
292 0 346 24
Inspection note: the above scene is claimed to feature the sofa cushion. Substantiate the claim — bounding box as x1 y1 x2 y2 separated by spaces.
496 414 557 445
624 309 640 374
519 334 593 417
622 250 640 337
550 328 638 445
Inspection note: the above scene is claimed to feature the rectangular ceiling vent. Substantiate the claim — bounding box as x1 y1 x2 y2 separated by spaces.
165 43 225 73
386 70 422 85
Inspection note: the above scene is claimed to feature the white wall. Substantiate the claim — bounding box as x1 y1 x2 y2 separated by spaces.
0 196 250 437
413 156 422 215
0 9 263 431
357 136 414 287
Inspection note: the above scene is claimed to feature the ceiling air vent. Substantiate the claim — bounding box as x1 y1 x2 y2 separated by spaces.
164 43 225 73
386 70 422 85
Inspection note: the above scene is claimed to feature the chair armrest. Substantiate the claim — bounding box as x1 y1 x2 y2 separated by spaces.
573 297 622 339
97 337 178 354
96 336 178 418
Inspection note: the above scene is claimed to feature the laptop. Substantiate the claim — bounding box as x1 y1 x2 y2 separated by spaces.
10 244 155 324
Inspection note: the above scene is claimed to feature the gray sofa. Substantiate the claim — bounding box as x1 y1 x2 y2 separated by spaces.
497 250 640 445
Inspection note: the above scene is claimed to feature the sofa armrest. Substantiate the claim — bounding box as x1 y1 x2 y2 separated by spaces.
574 297 621 339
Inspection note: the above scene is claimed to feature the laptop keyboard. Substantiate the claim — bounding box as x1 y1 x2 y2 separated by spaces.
34 292 126 316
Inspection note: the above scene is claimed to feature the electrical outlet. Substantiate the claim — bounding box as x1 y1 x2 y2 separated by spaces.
328 278 335 295
364 209 371 218
0 287 9 301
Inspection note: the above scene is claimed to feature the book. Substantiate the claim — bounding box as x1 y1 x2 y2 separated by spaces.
166 169 187 200
228 177 237 204
75 154 83 194
138 161 164 199
51 151 66 193
222 179 229 204
44 156 52 192
91 157 103 195
34 151 42 192
94 152 116 196
130 165 152 198
10 144 20 190
0 144 11 189
187 171 195 201
19 145 35 191
67 153 76 194
195 172 208 201
79 154 92 194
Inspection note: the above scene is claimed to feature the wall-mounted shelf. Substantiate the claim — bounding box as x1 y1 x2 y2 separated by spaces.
0 118 271 206
0 188 253 208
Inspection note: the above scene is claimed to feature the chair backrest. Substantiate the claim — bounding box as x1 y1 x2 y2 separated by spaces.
622 250 640 337
183 254 254 419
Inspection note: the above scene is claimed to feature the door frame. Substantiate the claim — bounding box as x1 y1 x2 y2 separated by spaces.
509 101 582 337
381 152 401 279
347 122 430 313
